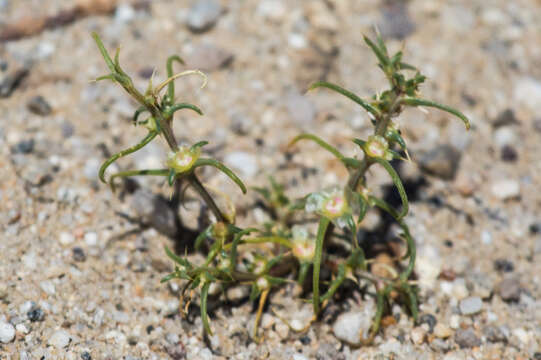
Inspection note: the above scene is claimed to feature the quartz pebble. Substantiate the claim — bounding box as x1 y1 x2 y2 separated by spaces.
48 330 72 348
186 0 222 33
491 179 520 200
459 297 483 315
0 321 15 343
434 323 453 339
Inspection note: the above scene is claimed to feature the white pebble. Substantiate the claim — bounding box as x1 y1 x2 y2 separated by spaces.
59 232 75 246
449 315 460 329
0 321 15 343
48 330 71 348
459 297 483 315
84 232 98 246
15 323 30 335
491 179 520 200
40 281 56 296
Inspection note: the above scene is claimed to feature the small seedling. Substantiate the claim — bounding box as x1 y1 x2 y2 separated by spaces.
93 32 469 344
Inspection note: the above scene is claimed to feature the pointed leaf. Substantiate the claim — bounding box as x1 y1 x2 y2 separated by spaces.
313 217 330 314
373 158 408 219
363 35 389 67
308 81 380 118
402 97 470 130
193 158 247 194
200 281 212 335
165 103 203 117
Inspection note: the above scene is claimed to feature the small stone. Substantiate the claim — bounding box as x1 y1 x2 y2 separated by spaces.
514 77 541 110
81 351 92 360
186 0 222 33
260 313 275 329
491 179 520 200
12 139 35 154
454 328 481 348
512 328 530 344
492 109 518 128
459 297 483 315
419 145 461 180
84 232 98 246
410 327 426 344
162 299 180 316
332 307 373 344
434 323 453 339
483 325 507 343
48 330 72 348
27 95 52 116
449 315 460 330
72 247 87 262
40 280 56 295
224 152 258 178
230 112 252 135
534 118 541 133
187 43 233 71
115 3 136 24
256 0 286 22
497 277 521 302
27 307 45 322
379 1 415 40
59 232 75 246
305 2 338 32
275 322 289 340
493 259 514 273
500 145 518 162
15 323 30 334
84 158 101 180
430 338 451 352
165 332 179 344
0 321 15 343
418 313 437 332
285 90 316 128
493 126 516 148
0 67 29 98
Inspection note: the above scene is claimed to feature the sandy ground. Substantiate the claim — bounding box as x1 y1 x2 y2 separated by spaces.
1 0 540 359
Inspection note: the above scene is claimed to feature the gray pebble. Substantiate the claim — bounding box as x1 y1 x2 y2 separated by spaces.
285 90 316 129
483 325 508 343
497 277 521 302
224 152 258 178
165 332 180 344
11 139 34 154
186 0 222 33
379 1 415 40
459 296 483 315
0 321 15 343
430 338 451 352
230 112 252 135
48 330 72 348
187 43 233 71
492 108 518 128
454 328 481 348
0 67 29 98
27 95 52 116
115 3 136 24
72 247 87 262
332 308 373 344
419 145 461 180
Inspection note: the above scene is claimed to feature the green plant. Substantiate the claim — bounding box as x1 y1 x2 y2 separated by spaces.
92 32 469 344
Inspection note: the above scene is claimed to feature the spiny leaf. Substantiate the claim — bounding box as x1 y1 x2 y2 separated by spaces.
402 97 470 130
193 158 247 194
99 131 158 184
313 217 330 315
308 81 380 118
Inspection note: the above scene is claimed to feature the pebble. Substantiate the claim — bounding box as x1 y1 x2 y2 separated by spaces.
48 330 72 348
332 308 373 344
419 145 461 180
115 3 136 24
230 112 252 135
12 139 35 154
15 323 30 334
492 126 516 148
39 280 56 295
454 328 481 348
483 325 507 343
285 90 316 128
434 323 453 339
410 327 426 344
81 351 92 360
186 0 222 33
379 1 416 40
83 158 101 181
500 145 518 162
72 247 87 262
0 68 29 98
492 109 518 128
417 313 437 332
84 232 98 247
459 297 483 315
449 314 460 330
27 307 45 322
59 231 75 246
305 2 338 32
275 322 289 340
493 258 514 272
0 321 15 343
491 179 520 200
430 338 451 352
256 0 286 22
497 277 521 302
187 43 233 71
27 95 52 116
165 332 179 344
514 77 541 110
224 151 258 178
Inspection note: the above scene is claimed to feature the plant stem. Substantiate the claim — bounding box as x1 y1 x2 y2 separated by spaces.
188 174 228 223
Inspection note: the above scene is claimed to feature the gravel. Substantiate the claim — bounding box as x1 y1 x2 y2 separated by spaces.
0 321 15 343
186 0 222 33
497 277 521 302
26 95 52 116
419 144 461 180
455 328 481 348
459 296 483 315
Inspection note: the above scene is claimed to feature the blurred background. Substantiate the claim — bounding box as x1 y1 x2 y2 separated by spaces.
0 0 540 359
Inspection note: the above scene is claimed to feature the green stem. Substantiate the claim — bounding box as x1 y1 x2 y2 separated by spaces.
188 174 227 223
313 217 330 315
